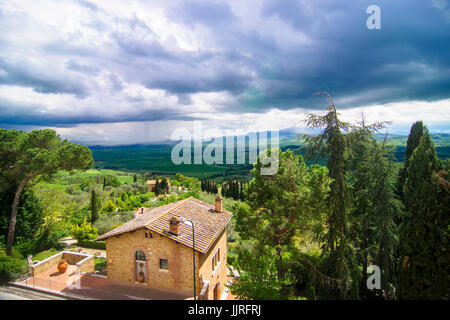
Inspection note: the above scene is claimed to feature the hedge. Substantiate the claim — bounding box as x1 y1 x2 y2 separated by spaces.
0 254 28 284
77 240 106 250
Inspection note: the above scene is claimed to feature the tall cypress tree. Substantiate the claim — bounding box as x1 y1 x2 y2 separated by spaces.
154 179 160 196
395 121 424 203
369 141 402 299
397 130 448 299
90 189 99 223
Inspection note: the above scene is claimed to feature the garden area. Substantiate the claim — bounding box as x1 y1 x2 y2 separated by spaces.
0 164 244 284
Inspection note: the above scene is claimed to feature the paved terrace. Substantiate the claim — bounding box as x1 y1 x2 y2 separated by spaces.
20 266 192 300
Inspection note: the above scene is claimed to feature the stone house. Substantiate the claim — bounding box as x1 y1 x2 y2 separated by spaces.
96 196 232 300
146 179 171 193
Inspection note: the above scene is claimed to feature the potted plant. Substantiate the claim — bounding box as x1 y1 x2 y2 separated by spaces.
58 258 69 273
138 271 145 283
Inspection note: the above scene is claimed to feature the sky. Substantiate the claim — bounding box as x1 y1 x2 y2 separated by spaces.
0 0 449 145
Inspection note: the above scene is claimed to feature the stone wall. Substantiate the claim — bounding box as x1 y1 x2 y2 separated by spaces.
63 252 87 265
105 228 228 299
32 252 63 276
198 229 228 300
31 251 94 276
77 255 94 273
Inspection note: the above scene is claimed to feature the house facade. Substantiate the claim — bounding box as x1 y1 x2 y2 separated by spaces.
96 196 232 300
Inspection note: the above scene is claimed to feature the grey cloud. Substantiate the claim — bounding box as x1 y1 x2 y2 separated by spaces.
0 57 89 97
65 60 100 75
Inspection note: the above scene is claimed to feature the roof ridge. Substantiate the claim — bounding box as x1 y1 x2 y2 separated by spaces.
148 196 192 221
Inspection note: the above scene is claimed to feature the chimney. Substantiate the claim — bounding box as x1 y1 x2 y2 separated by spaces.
215 196 223 212
169 216 181 236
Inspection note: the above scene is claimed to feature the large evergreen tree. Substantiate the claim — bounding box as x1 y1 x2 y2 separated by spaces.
395 121 424 203
369 140 402 299
302 92 357 298
0 186 42 244
397 130 448 299
231 149 331 299
0 129 93 256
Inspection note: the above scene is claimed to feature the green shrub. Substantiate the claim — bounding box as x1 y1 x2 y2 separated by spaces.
77 240 106 250
71 219 98 241
0 254 27 284
93 212 134 235
71 205 91 225
11 247 24 260
109 224 122 230
32 228 69 253
100 200 117 214
14 240 36 257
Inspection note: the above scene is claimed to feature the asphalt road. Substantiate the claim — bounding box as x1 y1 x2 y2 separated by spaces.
0 286 68 300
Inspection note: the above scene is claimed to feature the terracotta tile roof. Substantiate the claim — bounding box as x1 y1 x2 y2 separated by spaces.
96 201 181 240
96 197 233 254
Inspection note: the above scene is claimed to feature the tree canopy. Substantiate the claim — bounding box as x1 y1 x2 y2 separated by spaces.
0 129 93 255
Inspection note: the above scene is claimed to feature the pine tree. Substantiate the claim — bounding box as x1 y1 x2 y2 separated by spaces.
346 115 389 299
302 92 356 299
397 130 448 299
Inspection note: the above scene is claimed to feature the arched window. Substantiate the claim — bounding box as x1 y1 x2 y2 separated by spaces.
135 250 146 261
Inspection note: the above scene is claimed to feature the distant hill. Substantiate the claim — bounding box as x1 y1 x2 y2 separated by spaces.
374 133 450 147
90 131 450 179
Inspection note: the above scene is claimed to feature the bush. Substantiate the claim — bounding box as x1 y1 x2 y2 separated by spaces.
14 240 36 257
0 254 27 284
100 200 117 214
11 247 24 260
71 219 98 241
77 240 106 250
109 224 122 230
30 228 69 253
71 205 91 225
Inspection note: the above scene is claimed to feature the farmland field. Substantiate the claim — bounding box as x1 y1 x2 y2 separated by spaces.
89 134 450 179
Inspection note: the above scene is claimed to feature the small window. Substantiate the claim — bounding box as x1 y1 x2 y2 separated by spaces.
135 250 146 261
160 259 168 270
145 232 148 238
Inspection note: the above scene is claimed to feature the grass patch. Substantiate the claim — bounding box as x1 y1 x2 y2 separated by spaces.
94 257 106 272
32 249 60 261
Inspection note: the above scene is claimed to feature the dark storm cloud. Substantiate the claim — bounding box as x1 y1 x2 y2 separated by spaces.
0 0 449 128
0 98 202 127
241 0 450 110
0 57 88 97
